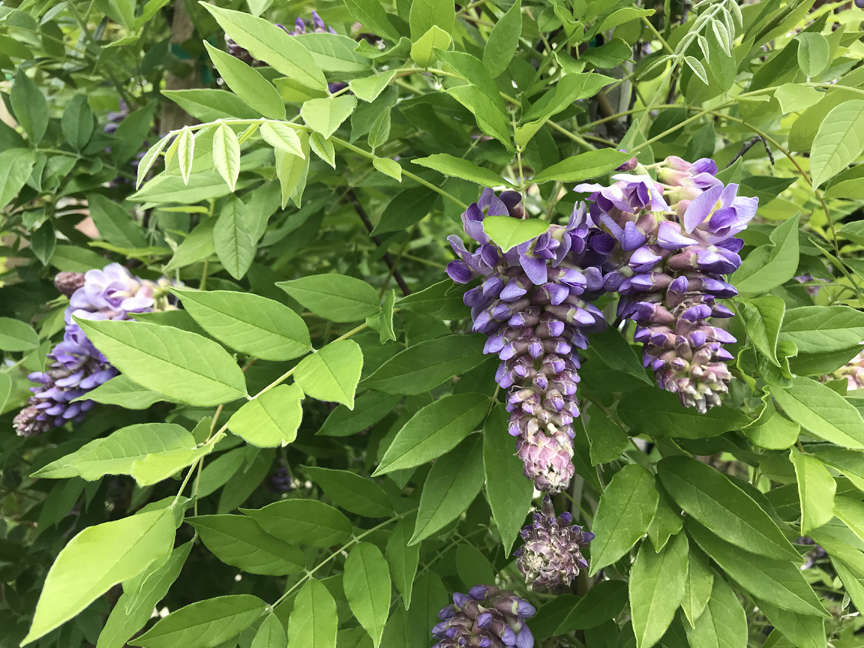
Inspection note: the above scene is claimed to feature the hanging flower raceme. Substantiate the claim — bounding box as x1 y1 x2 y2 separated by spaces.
446 190 611 493
574 156 757 412
13 264 176 437
433 585 536 648
834 350 864 391
515 497 593 591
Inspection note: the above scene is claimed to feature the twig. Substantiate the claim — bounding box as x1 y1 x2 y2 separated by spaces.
726 135 775 168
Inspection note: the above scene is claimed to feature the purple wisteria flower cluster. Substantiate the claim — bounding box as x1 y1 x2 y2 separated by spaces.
13 264 176 437
433 585 536 648
447 190 612 493
515 497 593 592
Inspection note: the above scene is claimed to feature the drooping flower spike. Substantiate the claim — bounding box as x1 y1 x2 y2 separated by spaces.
433 585 536 648
574 156 757 412
516 497 593 592
13 264 176 437
447 190 611 492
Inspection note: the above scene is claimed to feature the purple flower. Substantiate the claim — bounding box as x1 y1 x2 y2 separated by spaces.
447 190 610 492
13 264 177 436
575 156 757 412
432 585 535 648
515 498 593 591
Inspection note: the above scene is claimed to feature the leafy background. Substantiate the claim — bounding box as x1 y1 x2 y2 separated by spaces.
1 0 864 647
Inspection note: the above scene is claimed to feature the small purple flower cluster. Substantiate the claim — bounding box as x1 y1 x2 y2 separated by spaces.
433 585 536 648
13 264 176 437
575 156 757 412
515 497 593 592
447 190 611 493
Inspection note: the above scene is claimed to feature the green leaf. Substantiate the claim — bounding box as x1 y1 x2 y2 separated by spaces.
658 456 798 560
165 219 215 271
583 407 631 466
287 579 337 648
177 126 194 185
455 543 495 589
810 100 864 187
0 317 38 351
303 466 392 517
554 580 629 633
32 423 206 486
251 614 286 648
744 406 800 450
795 32 829 78
757 600 826 648
386 517 420 609
447 83 511 148
295 339 363 409
373 157 401 181
202 4 327 90
410 435 484 544
535 149 631 183
75 319 247 407
162 89 259 122
782 305 864 355
374 393 488 475
740 296 785 366
11 68 48 144
344 542 391 647
187 514 305 575
681 549 714 628
646 490 683 552
62 95 94 150
343 0 400 42
241 499 352 547
260 121 305 158
629 533 688 648
274 133 310 208
87 194 148 249
772 377 864 449
350 71 397 103
317 391 401 437
227 384 304 447
96 541 192 648
301 96 358 138
733 214 800 294
212 123 241 191
790 448 836 535
482 216 550 252
588 464 659 576
277 273 379 322
686 520 827 618
0 148 36 210
291 33 371 73
364 335 486 395
23 509 175 645
409 0 455 40
214 197 258 280
131 594 267 647
173 288 311 361
482 0 521 78
774 84 823 115
203 41 285 119
684 576 747 648
411 153 509 188
482 405 533 555
618 389 750 439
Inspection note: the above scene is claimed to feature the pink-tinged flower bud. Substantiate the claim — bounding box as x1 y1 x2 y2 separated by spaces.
833 350 864 391
53 272 86 297
516 498 593 591
433 586 536 648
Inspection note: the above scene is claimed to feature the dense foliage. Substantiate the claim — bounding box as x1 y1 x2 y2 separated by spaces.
2 0 864 647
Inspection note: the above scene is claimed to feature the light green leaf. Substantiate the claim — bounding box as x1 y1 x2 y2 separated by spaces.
681 549 714 628
482 405 533 555
203 41 285 120
757 600 826 648
287 579 337 648
374 393 488 475
0 317 38 351
410 435 485 544
740 296 785 366
242 499 352 547
131 594 267 647
810 100 864 187
187 514 305 575
162 89 258 122
213 197 258 280
291 33 371 73
409 0 455 40
744 406 800 450
302 466 392 517
0 148 37 209
482 0 521 78
411 153 508 188
447 84 511 147
165 219 215 272
386 517 420 609
301 96 358 138
684 576 747 648
796 33 830 78
782 305 864 355
173 288 311 361
202 4 327 90
343 0 400 42
646 491 683 552
658 456 798 560
32 423 207 486
483 215 550 252
227 384 304 447
86 194 148 249
294 339 363 409
274 132 310 208
588 464 659 576
536 149 631 183
23 509 175 645
774 83 823 114
75 319 247 406
260 121 305 158
251 614 285 648
349 71 397 103
62 94 95 150
11 69 48 144
772 377 864 449
344 542 391 647
790 448 836 535
212 123 241 191
277 273 379 322
372 157 401 181
733 214 800 294
629 533 688 648
177 126 194 185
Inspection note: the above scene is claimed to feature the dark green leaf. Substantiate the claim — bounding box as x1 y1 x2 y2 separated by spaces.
241 499 352 547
